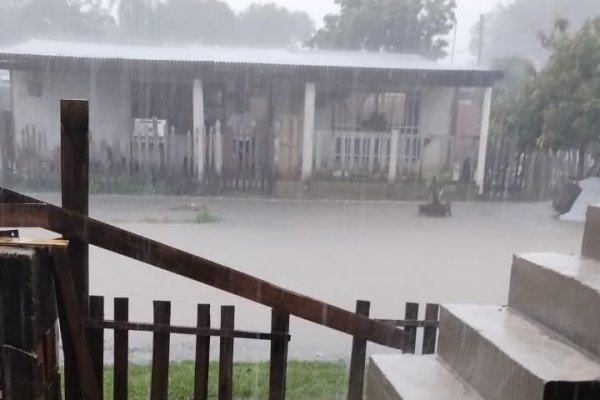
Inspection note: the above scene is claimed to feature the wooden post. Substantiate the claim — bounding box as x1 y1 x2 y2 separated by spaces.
150 301 171 400
194 304 211 400
402 303 419 354
89 296 105 399
347 300 371 400
218 306 235 400
301 82 316 182
60 99 90 400
268 309 290 400
0 246 60 400
113 298 129 400
422 304 439 355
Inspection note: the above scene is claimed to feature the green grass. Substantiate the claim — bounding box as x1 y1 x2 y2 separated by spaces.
192 207 221 224
100 361 348 400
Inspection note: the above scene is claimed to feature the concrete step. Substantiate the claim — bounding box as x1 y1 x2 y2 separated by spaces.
366 354 483 400
582 205 600 260
437 304 600 400
509 252 600 358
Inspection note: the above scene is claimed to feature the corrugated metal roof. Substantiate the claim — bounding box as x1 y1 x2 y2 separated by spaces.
0 39 496 74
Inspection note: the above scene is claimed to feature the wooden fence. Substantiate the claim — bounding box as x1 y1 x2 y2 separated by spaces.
485 135 595 200
81 296 438 400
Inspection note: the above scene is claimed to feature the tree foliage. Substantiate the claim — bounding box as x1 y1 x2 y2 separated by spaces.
494 18 600 177
0 0 315 48
473 0 600 64
311 0 456 59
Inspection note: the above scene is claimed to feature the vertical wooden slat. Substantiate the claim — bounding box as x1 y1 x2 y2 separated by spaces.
347 300 370 400
194 304 211 400
89 296 104 399
218 306 235 400
402 303 419 354
113 298 129 400
422 304 439 355
268 309 290 400
60 99 90 400
150 301 171 400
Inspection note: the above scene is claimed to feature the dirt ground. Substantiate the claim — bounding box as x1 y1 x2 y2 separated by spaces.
20 194 583 362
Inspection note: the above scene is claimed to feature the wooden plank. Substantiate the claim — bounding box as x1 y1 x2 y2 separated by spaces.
84 319 286 340
61 99 90 400
150 301 171 400
0 202 49 227
218 306 235 400
0 238 68 247
89 296 104 399
50 248 101 400
402 303 419 354
0 189 404 349
113 298 129 400
422 304 439 355
347 300 370 400
194 304 211 400
268 309 290 400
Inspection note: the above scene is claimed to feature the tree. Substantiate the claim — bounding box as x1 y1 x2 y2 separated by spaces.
536 19 600 177
494 18 600 178
311 0 456 59
472 0 600 65
237 4 314 47
152 0 238 44
0 0 114 43
489 57 541 152
113 0 157 39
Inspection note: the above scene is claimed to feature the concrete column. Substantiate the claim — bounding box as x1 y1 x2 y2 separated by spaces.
388 129 399 184
193 78 205 181
475 87 493 194
301 82 316 182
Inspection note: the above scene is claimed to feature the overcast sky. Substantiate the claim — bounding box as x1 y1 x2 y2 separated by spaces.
225 0 507 65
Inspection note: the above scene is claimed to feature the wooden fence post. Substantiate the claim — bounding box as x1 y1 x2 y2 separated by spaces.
422 304 440 355
194 304 211 400
113 298 129 400
218 306 235 400
60 99 90 400
150 301 171 400
347 300 371 400
269 309 290 400
402 303 419 354
89 296 105 399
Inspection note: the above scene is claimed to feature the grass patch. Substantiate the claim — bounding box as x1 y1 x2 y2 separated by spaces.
192 206 221 224
101 361 347 400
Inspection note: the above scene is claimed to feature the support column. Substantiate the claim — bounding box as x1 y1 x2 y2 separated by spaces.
476 87 493 194
193 78 205 181
301 82 316 182
388 129 399 184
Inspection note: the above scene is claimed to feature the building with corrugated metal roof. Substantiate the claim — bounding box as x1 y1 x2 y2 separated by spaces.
0 39 501 197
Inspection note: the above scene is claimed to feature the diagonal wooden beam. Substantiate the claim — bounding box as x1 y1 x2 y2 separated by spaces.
0 203 49 228
0 188 404 348
50 248 102 400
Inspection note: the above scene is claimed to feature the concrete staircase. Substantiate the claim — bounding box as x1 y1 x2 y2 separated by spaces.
367 205 600 400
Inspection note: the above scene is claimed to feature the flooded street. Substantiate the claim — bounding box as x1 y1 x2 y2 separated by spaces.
24 194 582 362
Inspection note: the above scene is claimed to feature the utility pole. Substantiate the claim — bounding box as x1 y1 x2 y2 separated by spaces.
478 14 485 66
450 20 458 65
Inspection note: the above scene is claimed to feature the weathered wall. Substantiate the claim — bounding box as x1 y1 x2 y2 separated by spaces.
11 70 131 161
